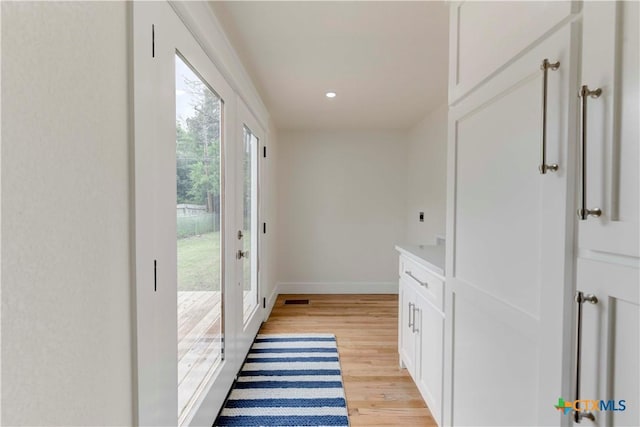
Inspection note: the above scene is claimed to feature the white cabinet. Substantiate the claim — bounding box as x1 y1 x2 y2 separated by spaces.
444 1 639 426
445 23 577 427
398 251 445 426
399 279 419 377
415 293 444 426
574 2 639 426
577 0 639 258
575 259 639 427
448 1 576 103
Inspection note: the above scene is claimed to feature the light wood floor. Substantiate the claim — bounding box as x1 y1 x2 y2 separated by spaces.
259 294 436 426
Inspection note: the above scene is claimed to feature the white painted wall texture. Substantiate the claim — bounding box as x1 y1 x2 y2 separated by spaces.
277 131 407 289
263 122 279 307
1 2 133 425
405 104 448 245
0 1 447 423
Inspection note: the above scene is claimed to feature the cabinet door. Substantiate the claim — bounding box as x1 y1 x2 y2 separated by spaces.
399 280 417 377
573 4 640 426
449 1 575 103
576 259 639 427
415 293 444 426
445 25 577 426
578 1 639 257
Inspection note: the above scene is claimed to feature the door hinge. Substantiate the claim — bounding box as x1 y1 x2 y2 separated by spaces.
153 259 157 292
151 24 155 58
263 146 267 158
263 297 266 309
263 222 267 234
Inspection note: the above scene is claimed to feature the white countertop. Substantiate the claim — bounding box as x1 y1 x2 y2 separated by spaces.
395 244 445 277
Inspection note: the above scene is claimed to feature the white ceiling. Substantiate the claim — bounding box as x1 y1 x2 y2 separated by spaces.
210 1 449 131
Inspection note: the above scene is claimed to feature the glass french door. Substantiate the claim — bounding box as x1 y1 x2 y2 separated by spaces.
240 125 259 323
235 101 264 360
174 54 224 424
133 3 238 426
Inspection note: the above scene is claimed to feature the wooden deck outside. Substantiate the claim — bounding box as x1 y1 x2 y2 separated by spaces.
177 290 257 420
178 291 222 419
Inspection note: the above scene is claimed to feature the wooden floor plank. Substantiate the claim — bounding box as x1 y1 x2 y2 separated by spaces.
259 294 436 426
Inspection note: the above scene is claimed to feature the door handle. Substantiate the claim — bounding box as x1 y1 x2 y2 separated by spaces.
574 291 598 423
539 59 560 174
236 249 248 259
577 85 603 220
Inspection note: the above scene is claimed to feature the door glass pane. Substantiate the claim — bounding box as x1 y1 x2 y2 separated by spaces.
242 126 259 322
175 53 223 423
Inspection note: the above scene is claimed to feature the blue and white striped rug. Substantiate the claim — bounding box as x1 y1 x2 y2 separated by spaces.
215 334 349 426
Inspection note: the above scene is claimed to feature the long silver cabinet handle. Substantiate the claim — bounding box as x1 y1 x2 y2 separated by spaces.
539 59 560 174
408 302 414 328
574 291 598 423
405 271 429 288
577 85 603 220
412 306 419 333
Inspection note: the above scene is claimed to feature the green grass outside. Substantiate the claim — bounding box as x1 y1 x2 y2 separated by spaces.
177 230 256 292
177 232 221 291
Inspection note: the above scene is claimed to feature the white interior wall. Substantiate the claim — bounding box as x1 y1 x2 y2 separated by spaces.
276 130 407 291
0 0 447 422
405 104 448 245
1 3 133 425
263 121 279 309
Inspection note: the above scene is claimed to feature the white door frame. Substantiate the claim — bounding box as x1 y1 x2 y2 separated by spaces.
234 99 266 369
132 2 240 425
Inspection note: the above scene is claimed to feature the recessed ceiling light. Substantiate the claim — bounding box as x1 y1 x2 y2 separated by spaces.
325 91 337 98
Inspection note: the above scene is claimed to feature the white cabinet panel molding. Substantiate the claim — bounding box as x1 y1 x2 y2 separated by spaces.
444 24 579 427
449 1 577 104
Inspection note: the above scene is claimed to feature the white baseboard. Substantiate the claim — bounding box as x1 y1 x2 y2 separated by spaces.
277 281 398 295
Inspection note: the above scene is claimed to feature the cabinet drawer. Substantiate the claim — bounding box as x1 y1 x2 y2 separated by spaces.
400 256 444 311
